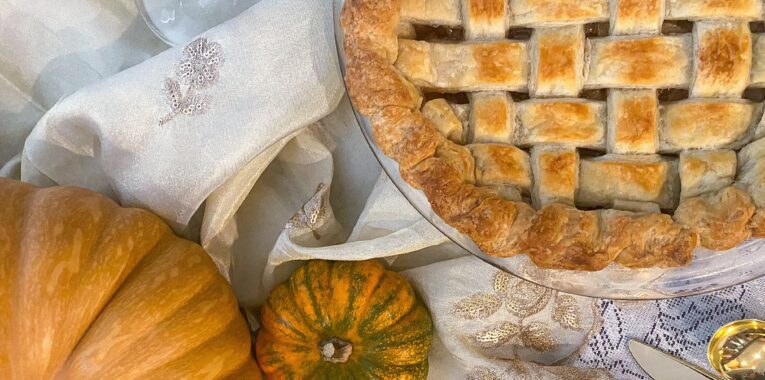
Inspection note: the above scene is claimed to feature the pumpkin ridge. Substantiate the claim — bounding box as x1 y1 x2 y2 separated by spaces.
330 262 378 338
359 306 433 367
58 241 226 378
351 261 386 311
2 180 259 379
256 328 319 378
55 233 173 378
141 315 252 379
262 283 321 343
0 179 36 379
361 303 432 343
256 260 432 379
70 279 241 378
288 261 332 335
14 186 132 378
58 214 173 363
265 296 308 342
327 261 344 336
335 261 387 340
356 274 416 338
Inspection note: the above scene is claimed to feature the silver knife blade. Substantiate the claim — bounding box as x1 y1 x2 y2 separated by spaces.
628 339 721 380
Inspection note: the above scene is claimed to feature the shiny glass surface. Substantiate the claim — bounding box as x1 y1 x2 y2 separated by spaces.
333 1 765 299
135 0 260 46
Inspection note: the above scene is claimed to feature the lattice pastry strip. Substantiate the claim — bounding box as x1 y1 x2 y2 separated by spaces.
396 30 765 94
395 39 529 92
468 92 515 144
462 0 508 40
529 26 585 97
530 145 578 208
422 99 465 143
400 0 461 26
659 99 762 152
609 0 664 36
751 34 765 87
612 199 661 213
517 99 606 149
691 21 752 98
679 150 737 199
399 0 762 30
665 0 763 20
469 143 532 195
401 0 610 27
586 35 692 89
607 89 659 154
578 154 679 209
508 0 608 26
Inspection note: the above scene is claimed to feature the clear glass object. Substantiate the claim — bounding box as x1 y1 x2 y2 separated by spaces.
332 1 765 300
135 0 261 46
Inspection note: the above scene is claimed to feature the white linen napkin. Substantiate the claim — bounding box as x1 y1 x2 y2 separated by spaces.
21 0 343 233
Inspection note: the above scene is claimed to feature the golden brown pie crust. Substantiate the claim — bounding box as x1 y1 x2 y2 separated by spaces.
341 0 765 270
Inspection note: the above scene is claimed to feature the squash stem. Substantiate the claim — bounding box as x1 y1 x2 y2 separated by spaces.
319 337 353 364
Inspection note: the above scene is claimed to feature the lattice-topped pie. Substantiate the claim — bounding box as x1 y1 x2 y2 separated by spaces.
340 0 765 270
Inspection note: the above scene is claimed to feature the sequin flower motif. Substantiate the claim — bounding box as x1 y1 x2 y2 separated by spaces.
159 37 224 126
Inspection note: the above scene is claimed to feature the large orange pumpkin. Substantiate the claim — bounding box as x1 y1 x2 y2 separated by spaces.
255 260 433 379
0 178 261 379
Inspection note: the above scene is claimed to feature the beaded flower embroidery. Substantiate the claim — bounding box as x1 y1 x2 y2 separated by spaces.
159 37 224 126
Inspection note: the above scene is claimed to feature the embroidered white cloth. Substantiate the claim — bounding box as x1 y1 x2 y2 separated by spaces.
19 0 343 235
1 0 760 379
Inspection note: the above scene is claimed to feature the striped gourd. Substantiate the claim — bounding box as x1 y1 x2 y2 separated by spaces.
255 260 433 379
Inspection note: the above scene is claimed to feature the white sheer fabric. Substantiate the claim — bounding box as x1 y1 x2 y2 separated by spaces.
0 0 167 170
20 0 343 231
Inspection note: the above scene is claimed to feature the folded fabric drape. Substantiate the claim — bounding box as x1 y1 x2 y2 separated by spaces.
21 0 343 232
0 0 167 174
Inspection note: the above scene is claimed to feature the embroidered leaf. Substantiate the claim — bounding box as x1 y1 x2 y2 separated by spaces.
492 271 513 293
286 183 329 235
520 322 556 352
452 292 502 320
553 295 583 331
181 93 210 116
469 321 520 349
162 79 183 111
466 366 502 380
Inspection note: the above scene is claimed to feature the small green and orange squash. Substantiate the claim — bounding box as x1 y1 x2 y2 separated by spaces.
0 178 260 379
255 260 433 379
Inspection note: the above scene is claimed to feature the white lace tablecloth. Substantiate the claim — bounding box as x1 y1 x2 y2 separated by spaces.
1 1 763 379
577 281 765 379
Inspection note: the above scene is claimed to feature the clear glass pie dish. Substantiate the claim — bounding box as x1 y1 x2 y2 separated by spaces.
332 1 765 299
